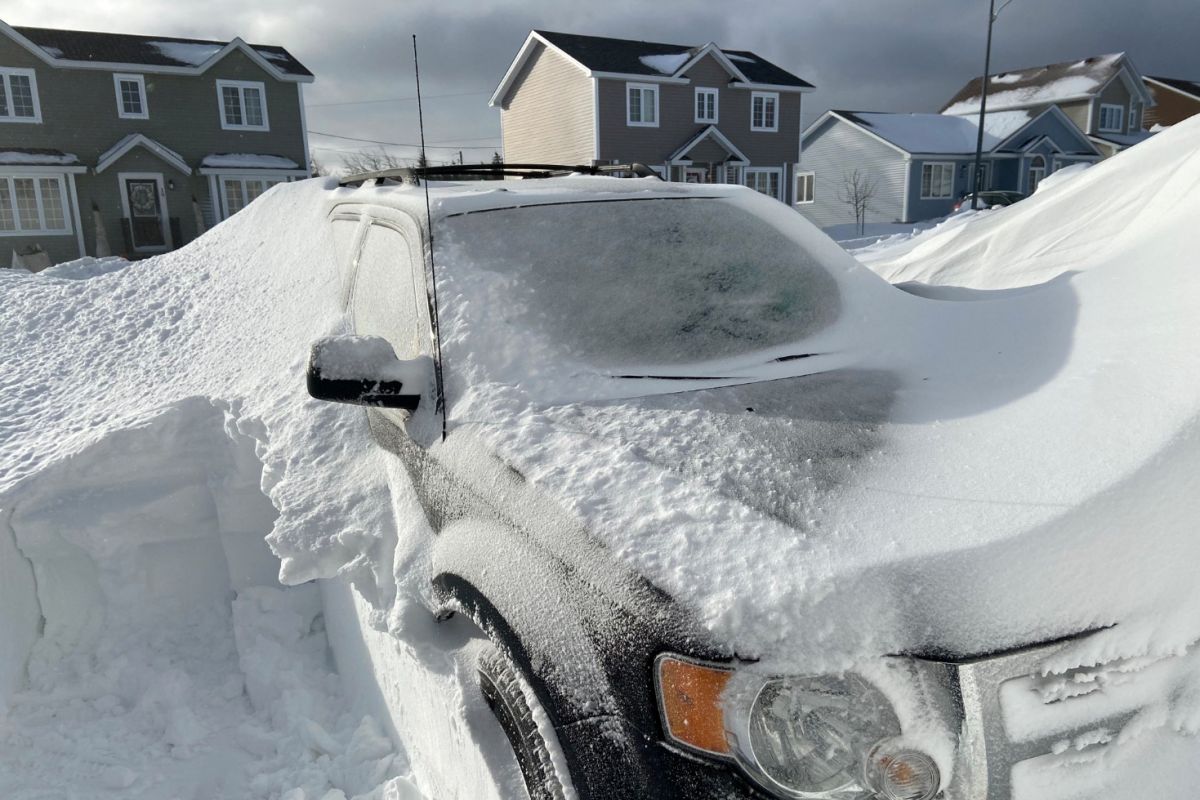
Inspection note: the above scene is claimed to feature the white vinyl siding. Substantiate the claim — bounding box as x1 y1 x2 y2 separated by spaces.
626 83 658 127
0 67 42 123
745 167 782 200
114 73 149 119
0 176 70 235
750 91 778 132
1098 103 1124 133
694 87 718 123
797 118 908 226
216 79 269 131
920 162 954 199
794 171 814 204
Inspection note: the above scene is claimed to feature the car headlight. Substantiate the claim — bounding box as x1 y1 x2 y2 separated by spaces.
655 655 940 800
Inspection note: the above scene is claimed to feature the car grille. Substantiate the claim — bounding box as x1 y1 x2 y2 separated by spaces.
920 632 1186 800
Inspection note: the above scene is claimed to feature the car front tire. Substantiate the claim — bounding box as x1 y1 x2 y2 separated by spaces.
477 642 572 800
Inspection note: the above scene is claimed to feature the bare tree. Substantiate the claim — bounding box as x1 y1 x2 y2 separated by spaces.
838 169 879 236
309 156 332 177
339 147 409 175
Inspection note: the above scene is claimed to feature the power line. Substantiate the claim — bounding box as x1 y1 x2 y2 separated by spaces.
307 129 498 149
305 89 491 108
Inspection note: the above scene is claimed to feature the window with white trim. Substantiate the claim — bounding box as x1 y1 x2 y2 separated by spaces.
794 171 814 204
626 83 658 127
0 67 41 123
217 80 269 131
113 73 149 120
221 176 285 216
745 167 782 200
694 87 718 123
1128 102 1140 131
1027 155 1046 193
0 176 70 234
750 91 778 131
1098 103 1124 133
920 162 954 199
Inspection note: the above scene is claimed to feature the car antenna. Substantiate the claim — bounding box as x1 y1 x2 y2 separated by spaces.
413 33 448 442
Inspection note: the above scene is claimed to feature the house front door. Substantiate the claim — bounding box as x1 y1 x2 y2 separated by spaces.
684 167 708 183
122 175 168 251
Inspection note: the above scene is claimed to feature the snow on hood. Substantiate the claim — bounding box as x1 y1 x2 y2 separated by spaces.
3 120 1200 688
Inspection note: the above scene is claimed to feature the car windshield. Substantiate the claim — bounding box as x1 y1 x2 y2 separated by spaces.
436 197 840 372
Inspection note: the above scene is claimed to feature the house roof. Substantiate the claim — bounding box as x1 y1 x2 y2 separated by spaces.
9 24 312 79
0 148 81 166
941 53 1138 116
1145 75 1200 101
819 106 1099 157
531 30 812 87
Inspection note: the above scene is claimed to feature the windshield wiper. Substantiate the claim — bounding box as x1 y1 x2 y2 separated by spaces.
611 353 823 381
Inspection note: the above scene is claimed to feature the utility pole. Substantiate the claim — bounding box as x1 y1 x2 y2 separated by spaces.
970 0 1014 210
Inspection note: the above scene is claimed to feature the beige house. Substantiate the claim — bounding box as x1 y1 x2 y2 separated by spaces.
490 30 814 204
941 53 1156 158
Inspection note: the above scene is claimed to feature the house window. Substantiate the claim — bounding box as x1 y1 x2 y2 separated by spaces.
114 73 149 120
216 80 269 131
794 170 814 204
626 83 658 127
1098 103 1124 133
920 162 954 199
745 167 782 200
695 87 718 123
0 176 70 234
1129 102 1140 131
221 176 284 216
750 91 779 132
0 67 42 123
1027 155 1046 193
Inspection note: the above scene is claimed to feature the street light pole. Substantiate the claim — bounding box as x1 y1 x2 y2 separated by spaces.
970 0 997 210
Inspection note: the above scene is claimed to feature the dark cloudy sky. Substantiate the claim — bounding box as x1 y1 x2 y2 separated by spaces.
7 0 1199 166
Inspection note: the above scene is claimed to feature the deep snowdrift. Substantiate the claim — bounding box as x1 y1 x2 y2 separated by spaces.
850 133 1176 288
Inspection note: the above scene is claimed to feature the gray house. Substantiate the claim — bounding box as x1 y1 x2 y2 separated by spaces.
0 21 312 268
941 53 1156 159
490 30 814 204
798 106 1102 227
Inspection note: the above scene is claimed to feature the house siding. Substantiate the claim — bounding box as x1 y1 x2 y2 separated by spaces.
498 42 594 164
1002 110 1095 154
594 54 802 200
1142 81 1200 129
0 35 309 266
1057 100 1091 133
797 117 907 227
1092 76 1135 133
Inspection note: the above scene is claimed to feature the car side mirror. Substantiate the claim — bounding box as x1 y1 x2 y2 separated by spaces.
306 335 429 411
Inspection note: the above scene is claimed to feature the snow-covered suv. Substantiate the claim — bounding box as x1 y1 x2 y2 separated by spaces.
308 155 1200 800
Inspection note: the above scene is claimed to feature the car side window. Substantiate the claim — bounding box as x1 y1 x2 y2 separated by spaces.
351 223 427 360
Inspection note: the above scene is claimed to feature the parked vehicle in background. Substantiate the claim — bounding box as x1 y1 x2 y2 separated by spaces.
954 190 1026 212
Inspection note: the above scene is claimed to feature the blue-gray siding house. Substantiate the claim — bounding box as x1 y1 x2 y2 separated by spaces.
797 105 1101 227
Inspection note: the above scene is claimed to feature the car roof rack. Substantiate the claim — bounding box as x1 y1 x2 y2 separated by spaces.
338 162 662 187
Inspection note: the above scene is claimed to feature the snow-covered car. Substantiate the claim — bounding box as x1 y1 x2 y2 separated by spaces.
302 142 1200 800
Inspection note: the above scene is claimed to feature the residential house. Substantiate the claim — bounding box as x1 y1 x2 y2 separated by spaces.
0 21 312 269
490 30 814 203
797 107 1101 227
1141 76 1200 129
941 53 1156 158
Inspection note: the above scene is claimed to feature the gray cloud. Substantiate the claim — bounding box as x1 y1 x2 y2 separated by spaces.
8 0 1199 166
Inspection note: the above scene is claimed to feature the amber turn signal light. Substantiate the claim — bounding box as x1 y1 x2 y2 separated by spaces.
654 654 734 757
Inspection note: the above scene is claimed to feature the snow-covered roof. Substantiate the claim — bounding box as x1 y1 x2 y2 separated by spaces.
7 24 312 81
0 148 80 166
201 154 302 170
492 30 812 107
824 107 1096 156
941 53 1147 115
